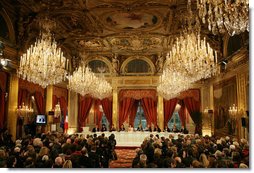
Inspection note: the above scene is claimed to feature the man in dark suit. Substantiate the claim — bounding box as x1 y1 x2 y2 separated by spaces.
154 125 161 132
92 125 100 132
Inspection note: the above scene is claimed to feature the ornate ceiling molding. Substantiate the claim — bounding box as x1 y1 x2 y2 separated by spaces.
2 0 226 75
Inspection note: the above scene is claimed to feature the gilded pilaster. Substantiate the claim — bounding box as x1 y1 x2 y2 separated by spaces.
157 95 164 130
236 72 248 139
112 78 118 129
201 84 213 136
68 90 78 134
209 85 214 135
7 74 19 141
45 85 53 131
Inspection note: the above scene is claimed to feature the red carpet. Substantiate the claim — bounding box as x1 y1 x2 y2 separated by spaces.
109 148 138 168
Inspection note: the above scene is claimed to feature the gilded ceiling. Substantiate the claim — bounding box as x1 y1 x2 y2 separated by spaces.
1 0 226 74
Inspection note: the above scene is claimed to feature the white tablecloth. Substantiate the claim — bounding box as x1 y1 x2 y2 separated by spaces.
77 131 186 147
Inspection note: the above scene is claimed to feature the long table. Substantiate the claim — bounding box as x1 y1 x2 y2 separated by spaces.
77 131 187 147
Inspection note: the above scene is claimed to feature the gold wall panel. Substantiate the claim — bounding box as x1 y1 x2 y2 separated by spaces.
124 79 151 85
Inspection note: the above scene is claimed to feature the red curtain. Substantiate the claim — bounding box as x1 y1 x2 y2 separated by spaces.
101 98 113 127
184 97 200 113
178 105 186 127
18 89 23 107
119 98 134 127
52 95 58 109
94 99 103 127
0 89 5 129
141 98 157 126
18 89 28 107
129 100 139 127
163 98 178 127
183 97 201 134
59 97 67 121
78 97 93 131
34 92 45 114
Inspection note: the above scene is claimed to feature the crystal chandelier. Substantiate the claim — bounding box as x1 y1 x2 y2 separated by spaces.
196 0 249 36
157 1 218 100
17 17 68 88
91 77 113 100
229 104 238 118
17 102 34 117
157 68 191 100
165 32 218 83
68 64 112 99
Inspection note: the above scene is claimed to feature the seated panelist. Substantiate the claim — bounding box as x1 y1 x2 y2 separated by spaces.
136 123 143 131
101 124 107 132
128 125 134 132
119 124 125 131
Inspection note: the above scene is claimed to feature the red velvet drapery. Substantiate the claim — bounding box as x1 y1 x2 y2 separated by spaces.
163 98 178 127
94 99 103 126
101 98 113 127
129 100 139 127
178 105 186 127
141 98 157 126
34 92 45 114
18 89 28 107
59 96 67 124
119 97 135 127
184 97 201 134
0 89 5 129
78 96 93 131
183 97 200 113
52 95 58 109
97 112 103 127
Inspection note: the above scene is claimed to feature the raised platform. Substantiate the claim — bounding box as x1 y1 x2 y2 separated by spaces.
77 131 187 147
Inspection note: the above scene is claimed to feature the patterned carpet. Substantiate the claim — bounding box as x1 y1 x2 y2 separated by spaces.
109 148 138 168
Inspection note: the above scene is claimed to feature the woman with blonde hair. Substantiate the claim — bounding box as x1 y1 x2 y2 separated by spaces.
63 160 72 168
38 147 49 158
199 153 210 168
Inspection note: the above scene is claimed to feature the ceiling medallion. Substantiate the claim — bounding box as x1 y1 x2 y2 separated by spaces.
103 11 160 31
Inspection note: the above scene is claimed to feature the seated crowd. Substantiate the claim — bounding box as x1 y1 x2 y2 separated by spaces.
132 134 249 168
0 127 249 168
0 128 117 168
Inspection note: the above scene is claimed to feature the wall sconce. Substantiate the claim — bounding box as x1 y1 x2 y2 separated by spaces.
229 104 238 118
0 58 8 67
17 102 34 117
204 107 209 114
54 102 61 118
